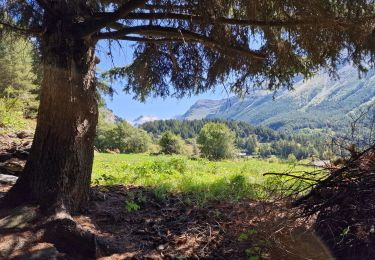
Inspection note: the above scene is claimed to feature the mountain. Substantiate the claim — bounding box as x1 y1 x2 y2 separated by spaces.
178 99 229 120
133 115 159 126
99 106 122 124
180 65 375 131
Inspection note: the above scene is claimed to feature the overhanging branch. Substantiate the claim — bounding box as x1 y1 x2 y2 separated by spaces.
78 0 147 37
0 20 41 36
124 12 303 27
98 26 266 60
123 12 372 27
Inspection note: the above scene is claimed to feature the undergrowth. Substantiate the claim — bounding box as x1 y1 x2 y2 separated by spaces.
92 153 315 204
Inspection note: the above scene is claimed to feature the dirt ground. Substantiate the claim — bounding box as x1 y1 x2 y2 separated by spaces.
0 184 332 259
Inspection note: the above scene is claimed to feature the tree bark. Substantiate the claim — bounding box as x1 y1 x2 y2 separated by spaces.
3 27 98 213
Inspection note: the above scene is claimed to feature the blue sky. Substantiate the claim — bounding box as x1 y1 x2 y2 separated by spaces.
96 41 231 121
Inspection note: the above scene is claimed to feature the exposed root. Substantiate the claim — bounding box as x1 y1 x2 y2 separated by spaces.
42 215 119 258
0 202 119 259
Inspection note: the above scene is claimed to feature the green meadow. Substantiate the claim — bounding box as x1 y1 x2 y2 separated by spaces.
92 153 315 204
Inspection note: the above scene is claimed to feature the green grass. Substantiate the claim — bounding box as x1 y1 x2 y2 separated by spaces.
92 153 315 204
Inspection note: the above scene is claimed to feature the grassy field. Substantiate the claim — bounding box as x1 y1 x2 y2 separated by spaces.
92 153 315 204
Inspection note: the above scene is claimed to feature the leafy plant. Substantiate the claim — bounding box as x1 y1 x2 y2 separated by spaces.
124 191 147 212
93 173 116 185
125 200 140 212
238 229 268 260
154 184 169 202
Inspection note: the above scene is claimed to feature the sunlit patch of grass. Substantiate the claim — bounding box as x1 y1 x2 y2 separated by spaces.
92 153 315 204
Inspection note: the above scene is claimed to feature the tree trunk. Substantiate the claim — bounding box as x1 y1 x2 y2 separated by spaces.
3 28 98 213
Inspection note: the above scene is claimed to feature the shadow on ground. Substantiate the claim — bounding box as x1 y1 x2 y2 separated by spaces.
0 184 332 259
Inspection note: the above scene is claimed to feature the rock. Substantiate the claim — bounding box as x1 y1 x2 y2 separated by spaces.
16 131 34 139
22 140 32 149
0 158 25 175
0 205 38 230
7 133 17 138
0 135 12 151
14 150 29 160
0 152 13 162
0 132 31 176
157 244 166 251
0 174 18 185
27 243 58 260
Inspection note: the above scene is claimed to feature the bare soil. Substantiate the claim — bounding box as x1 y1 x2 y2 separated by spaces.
0 183 332 259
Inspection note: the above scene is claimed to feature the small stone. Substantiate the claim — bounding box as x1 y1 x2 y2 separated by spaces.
0 152 13 162
0 174 18 184
0 205 38 229
16 131 34 139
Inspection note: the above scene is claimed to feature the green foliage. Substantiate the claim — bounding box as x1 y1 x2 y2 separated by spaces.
159 131 186 155
197 123 237 160
0 34 39 118
124 191 147 212
0 33 39 132
125 200 140 212
95 113 152 154
142 119 280 142
0 98 26 132
244 135 258 155
92 153 314 204
142 119 333 160
238 229 268 260
287 154 297 164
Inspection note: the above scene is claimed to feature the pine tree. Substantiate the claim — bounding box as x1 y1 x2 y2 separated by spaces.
0 0 374 214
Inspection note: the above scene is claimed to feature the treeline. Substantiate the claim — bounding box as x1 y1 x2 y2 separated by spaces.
142 119 333 160
141 119 282 142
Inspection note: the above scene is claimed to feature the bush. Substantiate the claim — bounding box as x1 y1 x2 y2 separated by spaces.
259 144 273 158
95 120 152 153
287 154 297 164
124 129 151 153
0 98 26 132
159 131 186 155
244 135 258 155
197 123 237 160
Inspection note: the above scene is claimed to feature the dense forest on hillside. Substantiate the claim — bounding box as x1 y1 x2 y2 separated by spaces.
141 119 334 160
142 119 282 141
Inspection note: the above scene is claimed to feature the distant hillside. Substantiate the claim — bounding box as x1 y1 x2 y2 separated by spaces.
180 65 375 131
133 115 159 126
141 119 281 142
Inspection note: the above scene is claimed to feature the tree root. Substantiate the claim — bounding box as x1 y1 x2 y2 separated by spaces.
42 216 119 258
0 203 119 259
0 175 32 209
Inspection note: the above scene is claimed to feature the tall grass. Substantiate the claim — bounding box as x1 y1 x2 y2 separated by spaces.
92 153 314 204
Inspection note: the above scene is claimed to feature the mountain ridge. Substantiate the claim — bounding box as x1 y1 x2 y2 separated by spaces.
179 65 375 131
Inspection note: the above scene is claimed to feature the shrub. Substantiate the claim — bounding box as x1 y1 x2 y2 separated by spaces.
0 98 26 132
159 131 186 155
287 154 297 164
243 135 258 155
95 120 152 153
197 123 237 160
124 129 151 153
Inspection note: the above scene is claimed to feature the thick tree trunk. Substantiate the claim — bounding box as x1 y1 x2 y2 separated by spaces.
3 30 98 213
